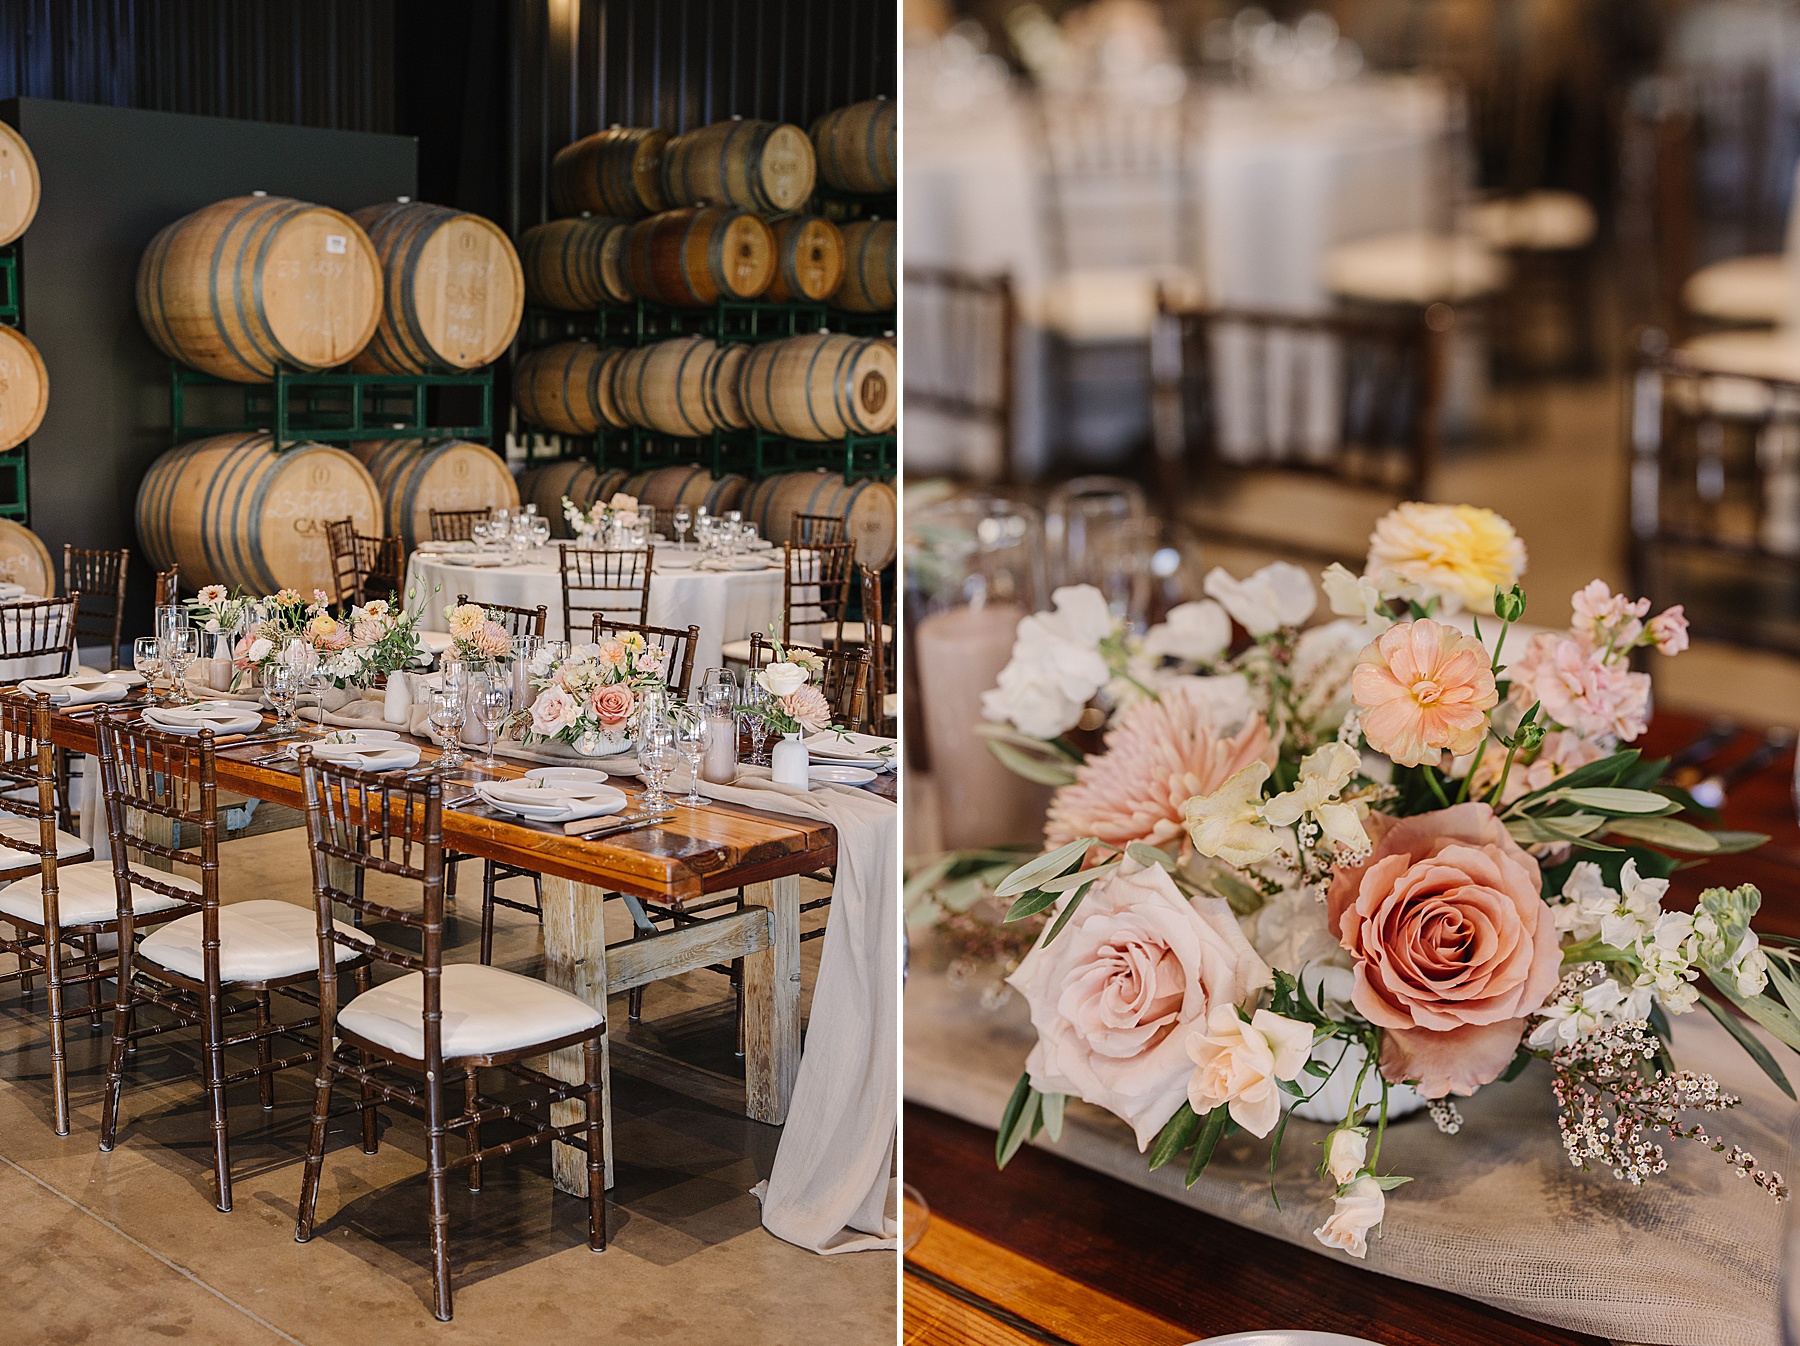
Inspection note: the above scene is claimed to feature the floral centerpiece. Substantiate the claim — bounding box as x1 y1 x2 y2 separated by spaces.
445 602 513 664
946 501 1793 1261
520 633 667 756
563 492 640 543
186 584 255 642
754 638 835 735
233 588 424 689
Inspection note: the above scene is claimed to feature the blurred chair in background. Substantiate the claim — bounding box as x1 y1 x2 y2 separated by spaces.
902 267 1016 481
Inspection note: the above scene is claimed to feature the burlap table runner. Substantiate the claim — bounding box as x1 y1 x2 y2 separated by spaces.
904 933 1794 1346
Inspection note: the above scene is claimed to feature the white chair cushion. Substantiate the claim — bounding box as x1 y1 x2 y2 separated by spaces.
138 898 370 984
338 963 604 1060
1325 231 1507 304
0 860 194 928
1681 254 1786 325
1467 191 1597 251
835 621 894 645
719 638 755 662
1677 331 1800 384
0 815 92 868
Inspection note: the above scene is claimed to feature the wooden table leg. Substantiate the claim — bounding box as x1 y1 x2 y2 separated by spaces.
539 875 614 1195
741 874 800 1125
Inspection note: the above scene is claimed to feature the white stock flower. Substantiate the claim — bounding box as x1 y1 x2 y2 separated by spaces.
1203 563 1317 637
1527 975 1654 1050
1314 1176 1385 1259
1183 762 1281 867
1259 741 1368 856
1184 1005 1314 1138
1325 1127 1369 1185
1142 600 1231 664
1321 563 1391 633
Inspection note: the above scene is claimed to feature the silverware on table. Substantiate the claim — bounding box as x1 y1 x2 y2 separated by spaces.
565 811 674 840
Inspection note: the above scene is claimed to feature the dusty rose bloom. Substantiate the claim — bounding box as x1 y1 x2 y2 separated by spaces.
1351 620 1497 767
593 684 635 724
1327 803 1560 1098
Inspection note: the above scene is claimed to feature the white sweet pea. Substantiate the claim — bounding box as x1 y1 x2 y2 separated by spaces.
1142 600 1231 664
1259 741 1368 856
1038 584 1116 646
1321 563 1391 633
757 662 809 697
1183 762 1281 867
1314 1175 1385 1259
1324 1127 1369 1185
1204 563 1317 636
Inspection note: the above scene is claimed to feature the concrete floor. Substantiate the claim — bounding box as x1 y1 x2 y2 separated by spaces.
0 828 897 1344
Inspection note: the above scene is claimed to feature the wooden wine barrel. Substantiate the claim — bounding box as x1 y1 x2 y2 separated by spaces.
738 332 897 440
351 439 520 553
834 219 896 312
513 342 629 435
764 215 846 304
349 201 523 373
0 326 48 451
662 119 817 216
136 195 382 383
612 337 747 437
619 464 746 518
739 471 897 570
623 207 775 306
0 122 41 247
810 99 896 196
136 432 380 594
550 128 668 220
515 461 630 537
519 217 634 311
0 519 52 596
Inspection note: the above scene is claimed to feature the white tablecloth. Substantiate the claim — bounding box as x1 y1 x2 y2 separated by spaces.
404 549 786 677
905 77 1455 475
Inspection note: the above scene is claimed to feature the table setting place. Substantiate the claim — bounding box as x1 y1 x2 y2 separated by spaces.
19 668 145 706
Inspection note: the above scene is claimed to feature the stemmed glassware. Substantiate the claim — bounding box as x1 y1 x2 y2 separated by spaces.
673 505 691 548
528 515 551 552
266 663 300 731
637 716 678 811
739 682 771 765
474 674 511 769
133 636 163 703
164 627 197 704
670 706 710 806
430 685 466 769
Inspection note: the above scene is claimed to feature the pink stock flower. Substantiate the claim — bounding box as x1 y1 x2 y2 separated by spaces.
593 684 635 724
1648 605 1689 656
633 643 666 675
1507 633 1650 742
1044 682 1276 852
1351 620 1497 768
1327 803 1561 1098
781 685 831 733
1466 729 1606 805
1570 579 1649 648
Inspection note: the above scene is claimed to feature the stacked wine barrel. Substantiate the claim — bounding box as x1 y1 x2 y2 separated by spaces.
0 124 46 481
515 460 630 536
351 438 519 553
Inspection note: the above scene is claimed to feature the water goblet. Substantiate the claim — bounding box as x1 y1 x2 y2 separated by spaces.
476 677 511 769
740 684 771 766
133 636 164 703
528 516 551 552
266 663 299 730
430 685 466 769
164 627 197 703
673 505 691 548
702 667 737 714
671 707 711 806
637 718 677 810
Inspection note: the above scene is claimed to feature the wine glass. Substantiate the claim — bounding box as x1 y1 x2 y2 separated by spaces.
740 682 771 766
475 676 511 769
430 685 466 769
673 505 691 548
671 707 710 806
164 627 197 704
702 667 737 714
637 717 677 811
133 636 163 703
529 516 551 552
266 663 299 730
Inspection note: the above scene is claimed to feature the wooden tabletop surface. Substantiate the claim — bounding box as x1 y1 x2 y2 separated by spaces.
48 694 870 902
904 708 1800 1346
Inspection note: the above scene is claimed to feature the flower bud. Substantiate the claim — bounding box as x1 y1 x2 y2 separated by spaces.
1325 1127 1368 1185
1493 584 1527 624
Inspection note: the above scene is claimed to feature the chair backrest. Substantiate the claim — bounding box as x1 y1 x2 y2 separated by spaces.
859 565 891 724
1152 296 1447 561
458 594 546 642
901 266 1016 482
64 544 129 670
430 507 492 542
0 693 65 920
154 565 181 608
782 540 855 645
559 544 652 638
299 754 445 1063
355 534 405 606
1627 352 1800 653
326 518 361 606
0 597 76 682
589 618 700 697
94 716 214 951
749 631 871 734
790 513 847 547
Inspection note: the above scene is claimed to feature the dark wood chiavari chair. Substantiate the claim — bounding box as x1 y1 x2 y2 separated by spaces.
856 566 894 735
326 518 360 606
782 539 855 646
558 544 652 638
1152 293 1449 567
94 716 372 1212
430 507 493 542
63 544 129 670
326 519 404 607
294 755 607 1321
902 265 1017 481
790 512 847 547
154 565 181 607
0 692 112 1134
0 597 77 683
457 593 547 642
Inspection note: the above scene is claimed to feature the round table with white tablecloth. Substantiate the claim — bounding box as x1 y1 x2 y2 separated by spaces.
403 546 788 678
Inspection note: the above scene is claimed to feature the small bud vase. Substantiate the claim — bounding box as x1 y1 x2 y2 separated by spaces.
382 672 413 726
770 731 809 789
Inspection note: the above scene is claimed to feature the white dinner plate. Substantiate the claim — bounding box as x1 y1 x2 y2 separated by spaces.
656 552 696 570
524 766 610 787
439 554 509 568
475 780 627 822
804 730 897 760
103 669 148 686
317 728 401 744
807 764 877 787
748 538 773 551
1190 1334 1390 1346
19 676 133 705
723 555 771 571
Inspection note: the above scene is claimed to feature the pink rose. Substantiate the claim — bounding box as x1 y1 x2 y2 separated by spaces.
1507 633 1649 741
1006 861 1272 1150
593 684 635 724
529 687 579 736
1327 803 1560 1098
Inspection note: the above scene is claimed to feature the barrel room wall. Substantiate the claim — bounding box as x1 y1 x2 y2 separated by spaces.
0 0 893 626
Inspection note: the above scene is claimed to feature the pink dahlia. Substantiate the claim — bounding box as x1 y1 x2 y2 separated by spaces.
1044 684 1276 852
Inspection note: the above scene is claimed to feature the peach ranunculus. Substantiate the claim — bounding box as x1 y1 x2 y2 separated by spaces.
1351 619 1497 768
593 684 635 724
781 685 832 733
594 639 629 669
1327 802 1561 1098
1006 860 1273 1150
1184 1004 1314 1138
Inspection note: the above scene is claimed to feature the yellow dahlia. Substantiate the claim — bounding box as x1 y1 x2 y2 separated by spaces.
1364 502 1526 613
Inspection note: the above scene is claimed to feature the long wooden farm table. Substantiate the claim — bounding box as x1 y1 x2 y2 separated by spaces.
50 699 838 1195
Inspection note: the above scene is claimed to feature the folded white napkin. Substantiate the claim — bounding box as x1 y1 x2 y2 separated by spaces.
19 675 132 706
475 779 626 822
142 704 264 735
